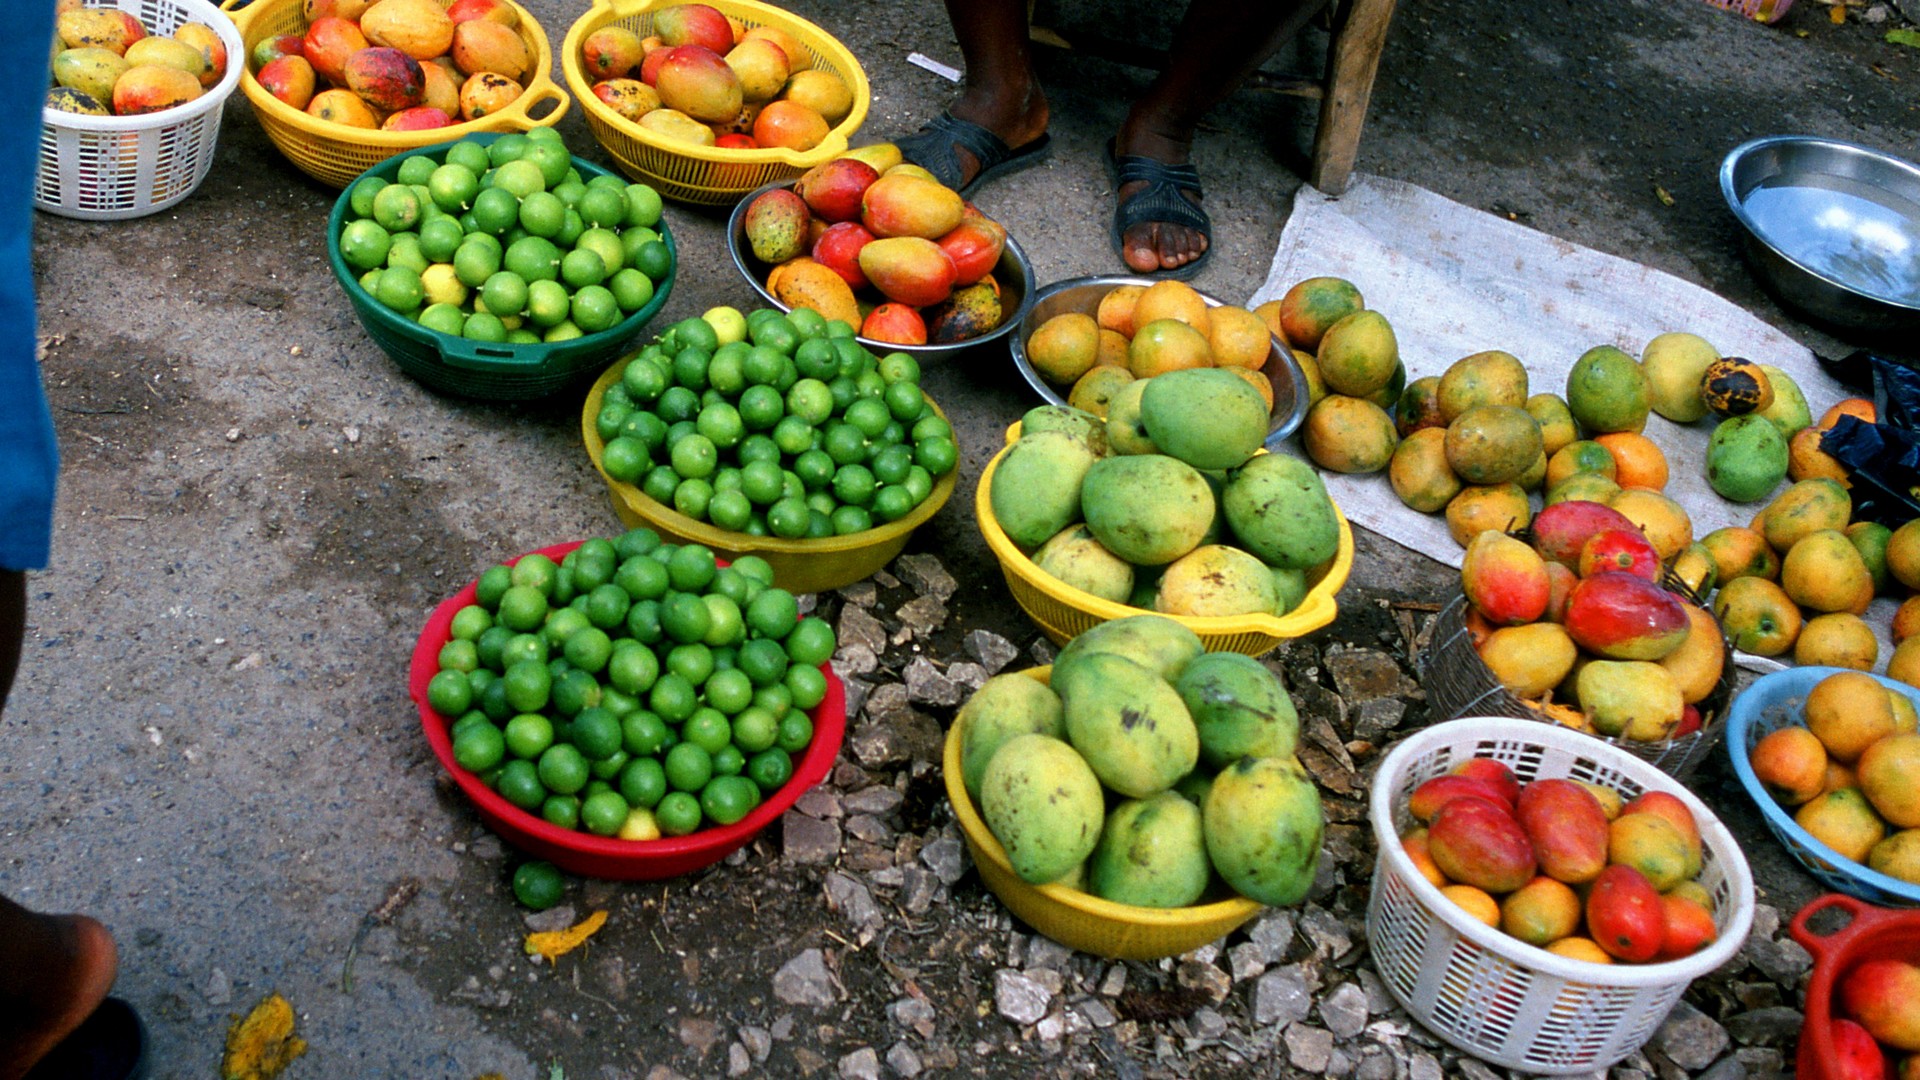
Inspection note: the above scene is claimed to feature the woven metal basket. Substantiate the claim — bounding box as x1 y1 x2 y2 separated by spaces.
1418 582 1735 781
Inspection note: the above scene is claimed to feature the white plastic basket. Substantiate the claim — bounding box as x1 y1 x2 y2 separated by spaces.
37 0 244 220
1366 717 1755 1075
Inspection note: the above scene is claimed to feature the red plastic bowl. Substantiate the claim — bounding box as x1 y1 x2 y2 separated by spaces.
410 539 845 879
1790 893 1920 1079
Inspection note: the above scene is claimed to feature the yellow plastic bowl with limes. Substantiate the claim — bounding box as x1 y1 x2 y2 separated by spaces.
977 425 1353 654
943 666 1265 960
581 357 957 595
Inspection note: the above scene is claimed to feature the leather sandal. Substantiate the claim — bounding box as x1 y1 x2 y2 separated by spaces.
896 111 1051 197
1106 140 1214 281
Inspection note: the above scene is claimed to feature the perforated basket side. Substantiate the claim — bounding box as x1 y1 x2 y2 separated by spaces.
1366 718 1756 1074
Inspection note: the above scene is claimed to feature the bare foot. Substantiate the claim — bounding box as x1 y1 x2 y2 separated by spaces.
0 908 119 1080
1114 123 1209 275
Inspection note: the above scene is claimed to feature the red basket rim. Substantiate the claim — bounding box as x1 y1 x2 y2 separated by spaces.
409 539 845 865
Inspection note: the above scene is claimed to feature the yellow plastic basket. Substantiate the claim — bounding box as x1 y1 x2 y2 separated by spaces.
977 425 1353 654
580 356 956 595
221 0 568 188
560 0 870 205
943 666 1264 960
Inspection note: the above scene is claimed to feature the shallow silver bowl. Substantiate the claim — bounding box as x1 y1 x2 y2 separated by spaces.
725 180 1034 358
1721 135 1920 332
1009 275 1312 447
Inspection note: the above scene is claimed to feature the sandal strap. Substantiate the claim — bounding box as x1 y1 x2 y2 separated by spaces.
1113 158 1211 234
896 111 1015 190
1112 153 1203 196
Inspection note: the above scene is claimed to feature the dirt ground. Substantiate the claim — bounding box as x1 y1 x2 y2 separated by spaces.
10 0 1920 1075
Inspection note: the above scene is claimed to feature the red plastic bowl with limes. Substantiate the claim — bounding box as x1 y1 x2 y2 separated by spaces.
411 539 846 879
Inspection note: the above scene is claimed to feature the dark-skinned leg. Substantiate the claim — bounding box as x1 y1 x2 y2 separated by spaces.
0 572 121 1080
916 0 1050 188
1116 0 1323 273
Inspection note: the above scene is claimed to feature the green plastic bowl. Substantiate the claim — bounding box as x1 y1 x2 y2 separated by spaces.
326 132 677 400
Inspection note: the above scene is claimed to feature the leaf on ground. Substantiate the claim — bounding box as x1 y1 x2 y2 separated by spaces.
1888 28 1920 46
1654 185 1676 207
1830 3 1847 23
525 909 609 961
222 993 308 1080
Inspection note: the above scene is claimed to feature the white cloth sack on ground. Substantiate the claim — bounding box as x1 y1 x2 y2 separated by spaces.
1249 174 1879 673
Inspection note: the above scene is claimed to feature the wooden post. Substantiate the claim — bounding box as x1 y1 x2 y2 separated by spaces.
1309 0 1399 196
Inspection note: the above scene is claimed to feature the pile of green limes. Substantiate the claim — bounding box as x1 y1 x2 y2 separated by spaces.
424 528 837 841
336 129 674 346
594 308 961 539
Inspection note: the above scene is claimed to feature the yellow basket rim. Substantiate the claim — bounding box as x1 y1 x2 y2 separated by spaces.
975 425 1354 639
581 352 956 557
942 667 1265 929
558 0 872 171
223 0 570 152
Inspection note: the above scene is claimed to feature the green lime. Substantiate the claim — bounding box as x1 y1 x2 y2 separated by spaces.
372 182 423 232
537 742 589 795
581 790 630 836
737 638 789 688
438 638 479 674
775 710 814 755
701 775 758 826
915 436 958 476
441 138 488 174
785 617 836 667
621 355 668 402
463 311 508 342
729 703 777 753
518 189 566 238
845 397 890 438
478 679 513 722
873 484 915 522
570 707 623 761
559 247 606 290
492 158 547 198
624 182 664 228
619 755 667 809
664 741 713 792
339 219 391 272
395 153 436 187
824 423 867 466
500 632 549 668
427 668 474 716
793 338 837 380
550 667 600 716
511 860 565 909
348 174 389 218
666 643 715 688
555 208 586 248
523 139 572 189
731 555 775 587
785 306 827 340
526 278 570 328
655 791 701 836
741 345 784 387
553 177 586 208
747 747 793 792
769 416 814 458
607 641 660 699
884 379 926 422
631 238 672 281
745 588 799 640
621 710 670 756
659 591 713 646
614 556 670 602
480 271 530 320
785 663 828 710
504 236 562 283
384 232 427 275
705 667 756 716
496 759 547 810
541 794 581 830
450 604 494 641
702 593 743 648
471 185 521 235
496 583 548 633
563 626 613 673
607 267 654 314
571 284 621 333
426 161 480 213
749 315 798 354
903 465 934 503
543 321 584 344
453 239 502 288
657 385 701 423
578 184 627 230
416 301 462 337
682 707 730 755
575 227 623 273
503 712 556 759
476 564 514 610
666 545 717 592
502 658 552 712
582 583 630 631
418 218 464 265
705 489 749 531
872 443 913 485
766 497 810 539
649 670 699 721
669 434 718 480
452 722 506 772
640 466 679 507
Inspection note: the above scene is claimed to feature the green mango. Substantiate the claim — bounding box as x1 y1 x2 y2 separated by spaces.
1059 653 1198 798
957 673 1066 801
1032 523 1133 604
1052 613 1203 693
1174 652 1299 768
1707 415 1788 503
1222 452 1340 570
979 734 1105 885
1089 793 1210 908
1139 368 1268 470
1081 454 1215 565
990 430 1100 548
1270 566 1309 615
1019 404 1109 456
1103 379 1158 456
1203 756 1323 906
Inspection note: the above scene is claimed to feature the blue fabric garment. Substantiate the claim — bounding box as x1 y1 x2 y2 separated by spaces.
0 2 60 572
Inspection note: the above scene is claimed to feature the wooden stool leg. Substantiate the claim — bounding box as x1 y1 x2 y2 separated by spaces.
1309 0 1398 196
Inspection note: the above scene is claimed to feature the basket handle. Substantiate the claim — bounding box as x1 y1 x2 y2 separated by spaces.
436 335 529 372
487 70 571 132
218 0 260 30
593 0 666 18
1788 892 1892 963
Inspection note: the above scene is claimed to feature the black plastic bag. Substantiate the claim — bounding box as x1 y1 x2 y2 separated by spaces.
1816 353 1920 528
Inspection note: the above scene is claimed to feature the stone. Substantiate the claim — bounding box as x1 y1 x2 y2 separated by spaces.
1355 1048 1394 1080
838 581 878 608
1654 1000 1730 1071
1318 982 1369 1040
468 834 505 860
1456 1059 1504 1080
1176 960 1232 1005
1249 911 1296 963
897 596 949 636
890 996 936 1039
851 721 909 767
900 865 939 914
921 836 967 884
1025 936 1075 973
1100 964 1128 997
1228 943 1268 982
784 811 843 864
825 872 882 931
524 905 577 934
1724 1007 1803 1047
837 1046 880 1080
678 1017 722 1055
845 814 891 844
965 630 1020 674
1029 637 1059 665
1284 1023 1334 1072
896 553 957 601
203 967 232 1006
1252 964 1317 1028
773 949 838 1008
903 657 964 706
994 969 1052 1025
1324 645 1417 702
845 786 905 816
771 1015 795 1041
1745 936 1812 985
796 790 844 819
1409 1052 1443 1080
885 1043 923 1078
834 645 879 677
1035 1013 1066 1041
841 677 872 722
1696 1058 1747 1080
1191 1007 1228 1040
1352 697 1406 741
740 1026 772 1062
1078 998 1117 1029
1299 906 1353 962
946 661 990 692
727 1042 752 1077
837 605 889 655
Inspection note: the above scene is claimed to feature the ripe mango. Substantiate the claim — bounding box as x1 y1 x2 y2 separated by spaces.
857 236 956 308
1575 659 1684 741
765 257 859 330
1565 345 1651 434
1587 864 1663 962
1174 651 1299 767
989 430 1100 549
112 64 202 114
979 734 1105 884
1315 310 1400 397
1426 795 1535 894
957 673 1066 801
1203 756 1323 906
52 46 128 106
1477 622 1577 698
1222 452 1340 570
1058 653 1199 798
1081 454 1214 566
924 277 1002 344
1515 778 1610 884
1089 792 1210 908
1032 524 1133 604
1640 331 1719 423
744 187 810 265
1157 545 1277 618
1782 529 1874 616
1437 350 1529 421
860 173 964 241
